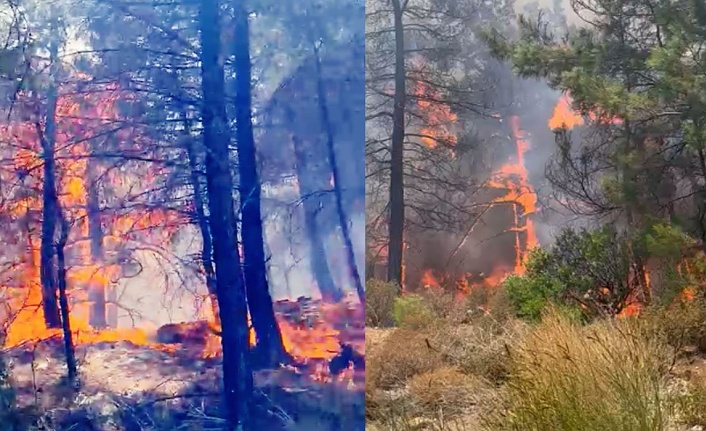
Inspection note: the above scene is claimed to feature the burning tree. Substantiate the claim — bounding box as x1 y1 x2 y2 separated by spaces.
482 0 706 313
366 0 547 296
0 0 365 429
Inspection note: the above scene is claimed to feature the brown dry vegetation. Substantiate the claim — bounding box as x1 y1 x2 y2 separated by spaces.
366 283 706 431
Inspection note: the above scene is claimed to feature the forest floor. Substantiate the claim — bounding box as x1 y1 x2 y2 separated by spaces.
366 312 706 431
4 337 365 431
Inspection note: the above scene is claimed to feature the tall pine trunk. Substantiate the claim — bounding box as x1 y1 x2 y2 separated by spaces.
387 0 406 290
312 42 364 303
199 0 252 428
183 114 220 324
232 0 289 368
292 133 343 303
39 20 61 328
86 158 107 328
56 210 77 386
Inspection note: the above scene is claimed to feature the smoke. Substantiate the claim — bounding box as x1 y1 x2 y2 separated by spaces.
404 74 576 287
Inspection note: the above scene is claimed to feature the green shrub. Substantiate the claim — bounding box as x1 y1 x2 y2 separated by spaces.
366 279 399 327
482 312 673 431
504 272 562 322
392 294 434 328
503 227 645 320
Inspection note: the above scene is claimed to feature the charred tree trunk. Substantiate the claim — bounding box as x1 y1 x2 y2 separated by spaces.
312 42 364 303
232 0 289 368
56 209 77 386
86 160 107 328
183 115 220 324
199 0 252 428
387 0 407 290
292 133 343 303
39 26 61 329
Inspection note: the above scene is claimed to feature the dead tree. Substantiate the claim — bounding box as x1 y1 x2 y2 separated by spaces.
387 0 407 288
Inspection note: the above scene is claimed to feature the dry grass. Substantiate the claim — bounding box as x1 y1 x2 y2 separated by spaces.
367 298 706 431
641 299 706 354
407 366 488 417
483 311 674 431
675 379 706 428
425 317 527 383
368 328 444 390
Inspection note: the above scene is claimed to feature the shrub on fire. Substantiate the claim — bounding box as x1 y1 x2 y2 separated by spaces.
504 224 706 321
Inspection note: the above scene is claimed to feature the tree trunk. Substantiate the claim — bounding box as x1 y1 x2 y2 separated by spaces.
86 159 107 328
292 133 343 303
387 0 407 290
39 23 61 329
232 0 289 368
312 42 365 303
56 209 77 386
199 0 252 429
183 115 220 325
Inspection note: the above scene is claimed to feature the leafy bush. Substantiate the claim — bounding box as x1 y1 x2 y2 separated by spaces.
391 294 435 328
643 223 703 303
483 311 673 431
503 227 642 320
366 279 399 327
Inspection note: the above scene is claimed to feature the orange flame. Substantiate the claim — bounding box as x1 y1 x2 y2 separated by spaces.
414 80 457 149
487 115 538 275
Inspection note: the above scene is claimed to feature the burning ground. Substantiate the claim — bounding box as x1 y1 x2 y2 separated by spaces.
2 297 365 431
0 4 366 430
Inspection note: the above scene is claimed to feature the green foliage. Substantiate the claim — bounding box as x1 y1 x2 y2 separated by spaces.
366 279 399 327
503 227 639 319
485 0 706 243
644 223 695 260
392 294 434 328
503 251 563 321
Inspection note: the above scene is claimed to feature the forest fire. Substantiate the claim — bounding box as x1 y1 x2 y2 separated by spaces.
414 76 457 150
406 71 540 295
488 115 539 276
0 79 362 385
